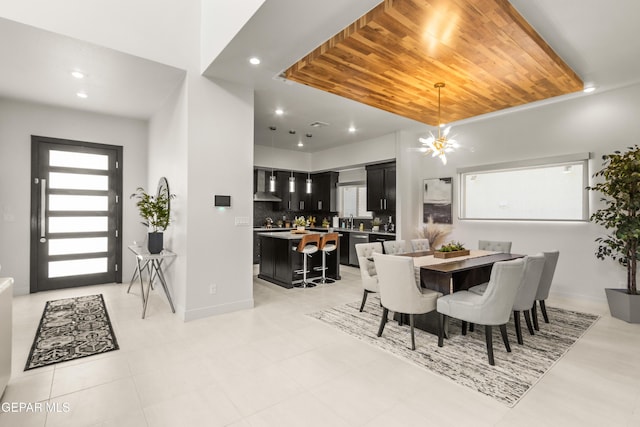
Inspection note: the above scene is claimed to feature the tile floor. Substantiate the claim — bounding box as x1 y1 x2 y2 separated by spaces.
1 266 639 427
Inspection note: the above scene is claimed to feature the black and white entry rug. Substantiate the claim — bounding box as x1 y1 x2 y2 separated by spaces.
25 294 119 370
309 297 599 406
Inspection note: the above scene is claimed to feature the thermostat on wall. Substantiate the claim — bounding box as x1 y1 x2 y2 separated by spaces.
214 195 231 207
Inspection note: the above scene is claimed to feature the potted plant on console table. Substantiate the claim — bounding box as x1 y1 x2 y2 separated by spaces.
131 186 175 254
589 145 640 323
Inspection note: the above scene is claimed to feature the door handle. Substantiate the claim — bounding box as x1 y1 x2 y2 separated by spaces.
318 200 322 210
384 199 387 209
380 199 383 209
40 178 47 242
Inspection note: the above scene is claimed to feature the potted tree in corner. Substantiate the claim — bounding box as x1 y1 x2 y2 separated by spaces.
589 145 640 323
131 186 174 254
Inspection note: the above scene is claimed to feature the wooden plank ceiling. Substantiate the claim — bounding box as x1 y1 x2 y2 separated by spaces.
285 0 583 126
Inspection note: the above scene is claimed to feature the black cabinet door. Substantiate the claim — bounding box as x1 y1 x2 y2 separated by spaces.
275 171 290 211
366 162 395 212
259 236 275 277
295 172 310 212
384 165 396 211
311 171 338 212
339 232 350 265
366 167 385 211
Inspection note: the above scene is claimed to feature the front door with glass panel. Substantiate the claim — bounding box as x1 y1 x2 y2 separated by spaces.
30 136 122 292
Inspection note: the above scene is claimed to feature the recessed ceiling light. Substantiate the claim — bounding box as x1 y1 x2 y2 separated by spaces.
275 108 283 115
249 57 261 65
348 126 356 133
583 86 596 93
76 92 88 99
297 141 303 147
71 71 84 79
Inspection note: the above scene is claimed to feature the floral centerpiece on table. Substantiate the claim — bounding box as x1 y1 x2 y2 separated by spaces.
434 241 470 259
437 241 466 252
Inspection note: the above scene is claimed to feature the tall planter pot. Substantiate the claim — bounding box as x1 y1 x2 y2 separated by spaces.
605 288 640 323
148 232 164 254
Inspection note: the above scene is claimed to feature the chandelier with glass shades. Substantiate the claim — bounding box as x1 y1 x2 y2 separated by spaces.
419 82 458 165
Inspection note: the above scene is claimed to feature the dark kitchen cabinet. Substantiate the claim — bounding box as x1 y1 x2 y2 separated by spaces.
276 171 309 212
311 171 338 212
366 162 396 212
339 232 350 265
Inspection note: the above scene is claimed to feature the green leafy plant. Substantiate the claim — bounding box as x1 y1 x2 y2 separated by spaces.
321 217 330 227
588 145 640 295
130 187 175 232
437 241 466 252
372 217 382 226
294 216 306 227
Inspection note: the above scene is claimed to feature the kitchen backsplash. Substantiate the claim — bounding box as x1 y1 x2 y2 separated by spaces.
254 202 394 231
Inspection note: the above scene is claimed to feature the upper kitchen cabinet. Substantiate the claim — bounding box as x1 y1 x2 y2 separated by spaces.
311 171 338 212
276 171 310 212
366 161 396 212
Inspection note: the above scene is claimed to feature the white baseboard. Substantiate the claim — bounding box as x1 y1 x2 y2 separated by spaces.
182 298 254 322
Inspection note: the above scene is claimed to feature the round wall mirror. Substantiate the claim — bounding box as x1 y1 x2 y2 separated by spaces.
156 177 171 228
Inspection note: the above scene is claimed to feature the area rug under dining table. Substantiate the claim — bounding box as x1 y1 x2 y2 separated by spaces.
308 297 599 407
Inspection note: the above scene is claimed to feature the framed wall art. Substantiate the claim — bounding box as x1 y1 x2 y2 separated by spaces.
423 177 452 223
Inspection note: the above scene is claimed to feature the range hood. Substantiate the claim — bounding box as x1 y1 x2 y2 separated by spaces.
253 169 282 202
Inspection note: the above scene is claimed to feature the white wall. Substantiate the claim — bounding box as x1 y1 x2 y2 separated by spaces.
254 144 312 172
311 133 396 171
0 1 258 319
405 83 640 302
148 79 189 313
0 97 148 295
182 74 255 320
200 0 266 72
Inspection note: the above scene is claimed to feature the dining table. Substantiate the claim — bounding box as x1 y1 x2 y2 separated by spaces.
389 250 524 335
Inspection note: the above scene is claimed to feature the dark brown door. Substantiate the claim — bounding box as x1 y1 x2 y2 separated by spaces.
30 136 122 292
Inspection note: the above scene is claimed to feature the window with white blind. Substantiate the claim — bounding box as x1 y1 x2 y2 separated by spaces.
458 153 591 221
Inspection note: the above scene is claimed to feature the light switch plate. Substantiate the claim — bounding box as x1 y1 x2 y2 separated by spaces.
234 216 250 226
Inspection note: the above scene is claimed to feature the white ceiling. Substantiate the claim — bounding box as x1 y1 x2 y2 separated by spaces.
1 1 639 149
205 0 640 152
0 17 185 120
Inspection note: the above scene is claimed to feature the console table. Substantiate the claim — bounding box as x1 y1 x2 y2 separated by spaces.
127 245 176 319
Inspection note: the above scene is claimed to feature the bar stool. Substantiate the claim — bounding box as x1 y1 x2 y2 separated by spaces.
293 234 320 288
314 232 339 284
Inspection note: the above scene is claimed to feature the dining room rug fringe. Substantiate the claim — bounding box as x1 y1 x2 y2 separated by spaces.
308 297 599 407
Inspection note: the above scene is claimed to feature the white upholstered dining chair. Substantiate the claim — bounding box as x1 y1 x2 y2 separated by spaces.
373 253 441 350
532 250 560 330
354 242 383 312
411 238 430 252
469 254 546 345
437 258 525 365
478 240 512 253
383 240 407 255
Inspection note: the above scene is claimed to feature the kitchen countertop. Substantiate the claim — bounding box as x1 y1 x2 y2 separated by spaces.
253 227 395 236
256 231 325 240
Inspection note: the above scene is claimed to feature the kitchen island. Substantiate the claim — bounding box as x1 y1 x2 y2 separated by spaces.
257 230 340 288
